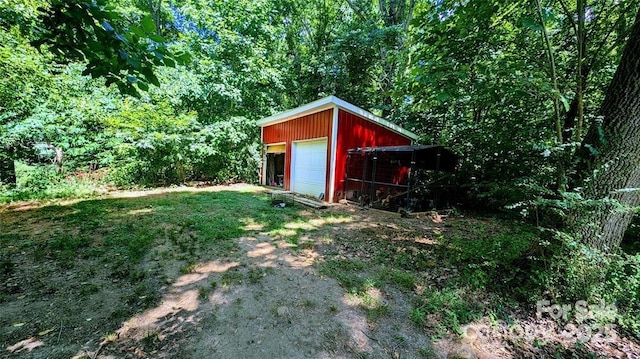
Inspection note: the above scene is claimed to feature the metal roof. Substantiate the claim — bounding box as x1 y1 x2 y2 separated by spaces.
348 145 457 172
256 96 419 140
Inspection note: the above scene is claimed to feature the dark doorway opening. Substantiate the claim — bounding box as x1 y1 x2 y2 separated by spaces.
266 153 285 187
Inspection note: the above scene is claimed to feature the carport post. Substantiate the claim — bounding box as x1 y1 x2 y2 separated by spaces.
369 151 378 207
406 149 416 210
359 150 368 207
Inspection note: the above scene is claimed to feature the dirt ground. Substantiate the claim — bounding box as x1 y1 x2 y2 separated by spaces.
86 233 433 358
2 185 640 358
1 186 436 359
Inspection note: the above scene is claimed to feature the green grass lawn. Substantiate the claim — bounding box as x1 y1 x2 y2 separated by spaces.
1 186 635 358
0 185 327 357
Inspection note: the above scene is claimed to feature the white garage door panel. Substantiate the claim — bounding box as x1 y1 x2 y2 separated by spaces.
292 139 327 198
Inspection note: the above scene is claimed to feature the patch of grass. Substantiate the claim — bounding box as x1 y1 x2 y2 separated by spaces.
413 286 484 335
198 286 210 300
390 271 415 290
247 267 268 284
417 347 439 359
440 220 538 289
109 257 134 280
349 280 389 321
104 225 156 263
363 296 389 321
128 268 147 282
366 304 389 321
268 228 300 246
324 258 367 272
48 234 93 265
49 234 92 252
179 260 197 274
221 269 244 286
79 283 100 296
410 307 426 326
321 258 369 293
299 299 317 309
126 282 161 312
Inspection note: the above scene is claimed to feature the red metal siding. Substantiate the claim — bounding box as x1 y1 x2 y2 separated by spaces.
262 109 333 192
334 109 412 200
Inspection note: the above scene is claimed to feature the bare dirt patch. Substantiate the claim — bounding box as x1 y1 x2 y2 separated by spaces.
88 233 434 358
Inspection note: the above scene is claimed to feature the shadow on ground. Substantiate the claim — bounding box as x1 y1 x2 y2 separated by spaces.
0 185 436 359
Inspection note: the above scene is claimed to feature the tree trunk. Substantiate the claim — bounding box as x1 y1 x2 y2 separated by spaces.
573 9 640 252
146 0 162 35
0 149 16 186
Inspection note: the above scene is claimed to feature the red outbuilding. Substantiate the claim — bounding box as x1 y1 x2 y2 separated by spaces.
257 96 418 202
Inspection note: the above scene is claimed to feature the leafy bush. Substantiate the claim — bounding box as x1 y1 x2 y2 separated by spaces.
532 232 640 338
440 220 539 289
513 188 640 337
105 99 260 186
190 117 261 183
602 253 640 337
0 162 104 203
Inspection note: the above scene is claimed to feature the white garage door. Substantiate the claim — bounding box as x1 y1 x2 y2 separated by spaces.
292 139 327 198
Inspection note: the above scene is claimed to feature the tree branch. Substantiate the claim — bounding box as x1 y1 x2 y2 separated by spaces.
557 0 577 36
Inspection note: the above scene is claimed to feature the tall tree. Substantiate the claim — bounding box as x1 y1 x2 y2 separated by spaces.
573 9 640 252
373 0 416 117
0 1 50 185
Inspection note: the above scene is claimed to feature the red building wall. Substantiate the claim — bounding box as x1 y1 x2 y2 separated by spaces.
333 109 412 200
262 109 333 193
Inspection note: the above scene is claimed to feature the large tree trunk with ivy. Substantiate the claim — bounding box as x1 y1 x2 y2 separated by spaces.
573 10 640 252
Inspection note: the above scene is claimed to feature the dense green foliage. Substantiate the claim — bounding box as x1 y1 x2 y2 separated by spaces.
4 0 635 203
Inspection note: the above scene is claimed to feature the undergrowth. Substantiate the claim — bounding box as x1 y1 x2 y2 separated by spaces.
0 162 106 203
320 214 541 335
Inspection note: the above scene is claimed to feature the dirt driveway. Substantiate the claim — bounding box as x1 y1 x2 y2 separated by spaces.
94 229 434 358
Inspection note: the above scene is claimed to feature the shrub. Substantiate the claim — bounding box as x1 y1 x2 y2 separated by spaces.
440 221 539 290
603 253 640 337
0 162 103 203
189 117 260 183
107 114 260 186
534 234 640 338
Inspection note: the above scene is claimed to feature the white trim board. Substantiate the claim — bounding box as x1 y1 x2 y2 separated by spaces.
328 106 339 202
256 96 418 141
